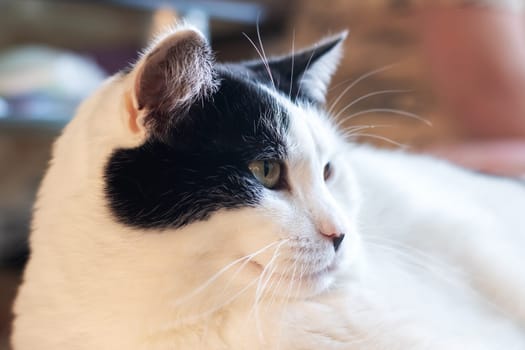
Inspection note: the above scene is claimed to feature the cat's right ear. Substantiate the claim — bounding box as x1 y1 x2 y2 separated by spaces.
123 25 217 139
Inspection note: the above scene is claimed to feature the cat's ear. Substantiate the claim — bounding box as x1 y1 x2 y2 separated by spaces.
124 25 217 138
245 31 347 105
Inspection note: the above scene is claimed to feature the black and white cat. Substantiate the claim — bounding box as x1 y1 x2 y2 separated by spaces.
11 24 525 349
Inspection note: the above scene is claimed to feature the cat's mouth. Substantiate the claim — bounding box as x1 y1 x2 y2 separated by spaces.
296 259 340 282
249 258 339 282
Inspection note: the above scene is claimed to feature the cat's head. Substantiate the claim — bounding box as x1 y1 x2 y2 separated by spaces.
48 24 361 324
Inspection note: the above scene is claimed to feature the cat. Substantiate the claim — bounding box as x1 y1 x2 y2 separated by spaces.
11 23 525 349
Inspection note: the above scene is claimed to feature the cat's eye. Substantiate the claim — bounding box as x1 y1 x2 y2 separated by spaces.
249 160 281 189
323 162 333 181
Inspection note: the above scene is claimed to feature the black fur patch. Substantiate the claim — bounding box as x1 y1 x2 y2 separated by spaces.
105 65 290 229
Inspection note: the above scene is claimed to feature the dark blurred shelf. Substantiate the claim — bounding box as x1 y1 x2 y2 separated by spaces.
105 0 266 23
0 117 66 134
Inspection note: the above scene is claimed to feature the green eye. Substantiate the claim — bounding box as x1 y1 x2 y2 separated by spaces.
249 160 281 189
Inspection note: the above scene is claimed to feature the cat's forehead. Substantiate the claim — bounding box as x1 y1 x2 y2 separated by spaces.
209 65 286 121
253 83 334 159
221 66 337 160
158 64 290 156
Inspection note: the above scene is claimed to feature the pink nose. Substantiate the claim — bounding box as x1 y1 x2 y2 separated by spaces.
320 231 345 252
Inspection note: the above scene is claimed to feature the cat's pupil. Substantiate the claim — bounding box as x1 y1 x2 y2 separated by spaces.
264 160 270 177
324 162 332 181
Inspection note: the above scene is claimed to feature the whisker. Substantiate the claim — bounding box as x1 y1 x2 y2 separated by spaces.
256 16 276 89
250 239 290 341
362 237 496 303
242 32 275 89
348 132 408 148
254 240 288 307
365 235 503 303
327 63 399 115
176 276 261 326
288 28 296 100
273 251 301 350
252 251 281 342
339 124 394 137
338 108 432 127
328 77 357 92
295 47 317 101
254 262 279 341
171 240 284 307
294 252 308 300
365 238 453 272
216 245 276 305
284 251 300 303
261 255 288 312
333 89 412 121
362 239 487 303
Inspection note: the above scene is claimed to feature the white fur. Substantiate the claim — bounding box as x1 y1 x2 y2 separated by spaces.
11 27 525 349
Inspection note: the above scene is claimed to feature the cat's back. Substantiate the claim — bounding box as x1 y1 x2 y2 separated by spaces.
342 146 525 346
348 146 525 234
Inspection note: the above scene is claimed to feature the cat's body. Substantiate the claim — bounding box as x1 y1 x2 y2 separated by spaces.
11 25 525 349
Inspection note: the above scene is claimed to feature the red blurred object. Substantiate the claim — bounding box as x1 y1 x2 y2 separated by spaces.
419 6 525 176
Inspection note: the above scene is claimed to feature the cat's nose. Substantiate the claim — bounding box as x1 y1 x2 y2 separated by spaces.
332 234 345 252
320 231 345 252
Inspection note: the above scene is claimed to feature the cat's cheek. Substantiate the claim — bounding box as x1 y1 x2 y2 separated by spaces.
257 196 318 251
329 162 359 214
227 205 287 261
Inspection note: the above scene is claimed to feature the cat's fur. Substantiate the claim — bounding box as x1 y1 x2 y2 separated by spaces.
11 24 525 349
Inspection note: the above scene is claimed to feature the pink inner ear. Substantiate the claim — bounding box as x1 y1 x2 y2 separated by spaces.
124 90 141 134
136 44 170 111
135 30 208 112
131 29 216 137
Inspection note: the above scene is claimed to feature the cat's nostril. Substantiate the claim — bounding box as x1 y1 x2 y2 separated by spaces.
332 234 345 252
320 230 345 251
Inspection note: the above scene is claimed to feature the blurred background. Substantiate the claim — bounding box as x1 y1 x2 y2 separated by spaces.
1 0 525 348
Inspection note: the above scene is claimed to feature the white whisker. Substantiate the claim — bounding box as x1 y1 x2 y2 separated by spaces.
242 32 275 89
333 89 412 122
360 239 506 319
256 16 275 89
327 63 399 115
176 276 261 326
295 48 316 101
349 132 408 148
250 239 290 342
261 254 288 312
338 108 432 126
340 124 394 137
294 251 308 300
255 240 287 303
362 236 495 306
171 240 283 307
252 240 288 324
275 251 302 350
288 29 296 99
217 247 272 305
